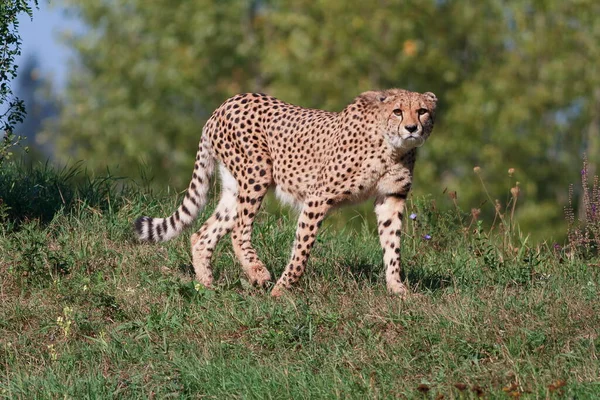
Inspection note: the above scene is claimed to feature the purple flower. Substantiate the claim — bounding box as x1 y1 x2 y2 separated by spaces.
553 243 561 250
581 168 587 175
423 234 432 240
409 213 417 220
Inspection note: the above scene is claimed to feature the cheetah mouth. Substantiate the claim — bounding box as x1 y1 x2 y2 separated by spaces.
386 133 425 150
402 135 425 148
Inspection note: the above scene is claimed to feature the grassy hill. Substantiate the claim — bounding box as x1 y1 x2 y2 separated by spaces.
1 162 599 398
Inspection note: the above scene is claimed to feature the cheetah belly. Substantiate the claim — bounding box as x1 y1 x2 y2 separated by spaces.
275 185 304 210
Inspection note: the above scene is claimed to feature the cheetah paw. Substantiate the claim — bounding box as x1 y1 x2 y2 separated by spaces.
271 284 285 298
247 264 271 287
387 281 409 298
194 276 213 289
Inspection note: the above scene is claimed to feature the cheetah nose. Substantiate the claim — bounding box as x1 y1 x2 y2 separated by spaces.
404 124 418 133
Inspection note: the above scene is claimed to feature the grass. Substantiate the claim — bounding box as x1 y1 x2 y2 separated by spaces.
1 162 599 399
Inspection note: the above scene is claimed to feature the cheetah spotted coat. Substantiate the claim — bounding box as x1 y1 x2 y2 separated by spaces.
135 89 437 297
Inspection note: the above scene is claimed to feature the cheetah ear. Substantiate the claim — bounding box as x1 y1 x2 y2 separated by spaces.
360 90 391 104
423 92 437 103
378 93 393 103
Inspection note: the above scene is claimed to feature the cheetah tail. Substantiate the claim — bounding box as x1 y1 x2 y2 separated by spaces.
134 135 215 242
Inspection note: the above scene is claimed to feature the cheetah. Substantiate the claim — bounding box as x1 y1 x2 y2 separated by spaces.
135 89 437 297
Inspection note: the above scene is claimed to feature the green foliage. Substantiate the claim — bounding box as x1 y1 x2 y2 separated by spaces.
47 0 600 240
47 0 260 180
1 162 599 398
0 160 127 231
9 220 75 286
0 0 38 163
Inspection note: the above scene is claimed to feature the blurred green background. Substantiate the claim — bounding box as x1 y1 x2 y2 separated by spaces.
17 0 600 242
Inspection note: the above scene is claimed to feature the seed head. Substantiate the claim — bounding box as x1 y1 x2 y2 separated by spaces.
511 185 520 199
495 199 502 213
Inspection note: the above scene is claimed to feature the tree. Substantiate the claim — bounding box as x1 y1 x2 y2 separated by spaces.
0 0 38 163
49 0 600 240
49 0 261 185
14 54 59 162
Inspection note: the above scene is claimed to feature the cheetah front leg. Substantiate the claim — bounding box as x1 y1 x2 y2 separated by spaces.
271 199 330 297
374 194 409 297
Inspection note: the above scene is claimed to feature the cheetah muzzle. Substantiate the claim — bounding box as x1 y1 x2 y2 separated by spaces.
134 89 437 297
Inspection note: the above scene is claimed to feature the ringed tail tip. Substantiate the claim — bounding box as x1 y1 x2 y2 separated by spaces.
134 216 153 242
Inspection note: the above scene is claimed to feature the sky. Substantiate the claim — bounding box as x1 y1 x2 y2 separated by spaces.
16 1 82 91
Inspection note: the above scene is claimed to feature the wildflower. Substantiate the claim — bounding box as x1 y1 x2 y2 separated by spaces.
409 213 417 220
510 185 520 198
471 208 481 220
553 243 561 251
473 166 481 174
47 344 58 361
581 168 586 176
448 191 457 200
423 234 432 240
508 168 515 177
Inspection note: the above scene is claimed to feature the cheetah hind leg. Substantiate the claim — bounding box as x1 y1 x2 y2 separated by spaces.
190 168 238 287
226 163 272 287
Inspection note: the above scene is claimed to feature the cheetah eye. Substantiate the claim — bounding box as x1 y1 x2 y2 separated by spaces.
393 109 402 117
417 108 428 116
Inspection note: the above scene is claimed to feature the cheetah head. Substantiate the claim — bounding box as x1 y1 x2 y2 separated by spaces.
360 89 437 151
